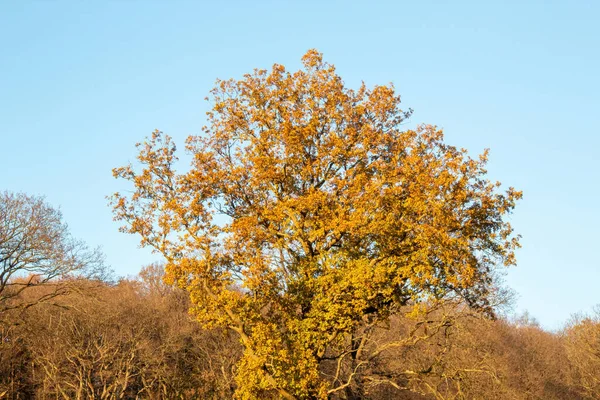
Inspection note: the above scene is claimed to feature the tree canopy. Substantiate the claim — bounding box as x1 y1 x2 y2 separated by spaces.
111 49 521 399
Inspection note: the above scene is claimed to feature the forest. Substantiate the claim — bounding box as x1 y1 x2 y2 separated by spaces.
1 265 599 399
2 50 599 399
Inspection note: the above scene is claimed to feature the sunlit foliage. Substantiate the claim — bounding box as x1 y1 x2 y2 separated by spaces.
111 50 521 399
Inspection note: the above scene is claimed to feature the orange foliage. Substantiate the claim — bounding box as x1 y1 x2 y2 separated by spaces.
111 50 521 399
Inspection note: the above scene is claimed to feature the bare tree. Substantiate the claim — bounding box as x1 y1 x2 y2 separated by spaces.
0 191 108 313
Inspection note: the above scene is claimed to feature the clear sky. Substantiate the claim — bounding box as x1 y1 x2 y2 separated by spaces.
1 1 598 330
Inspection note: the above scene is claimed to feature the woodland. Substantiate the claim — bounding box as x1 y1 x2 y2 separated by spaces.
1 51 599 399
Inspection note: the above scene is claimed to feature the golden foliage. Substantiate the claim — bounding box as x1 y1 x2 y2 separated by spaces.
111 50 521 399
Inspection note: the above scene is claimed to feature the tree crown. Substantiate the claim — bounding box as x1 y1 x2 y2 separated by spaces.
111 49 521 398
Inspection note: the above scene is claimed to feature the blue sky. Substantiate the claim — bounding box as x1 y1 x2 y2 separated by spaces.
1 1 598 329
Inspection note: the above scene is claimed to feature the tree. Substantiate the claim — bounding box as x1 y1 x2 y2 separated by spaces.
0 271 239 399
564 307 600 399
0 191 107 313
111 49 521 399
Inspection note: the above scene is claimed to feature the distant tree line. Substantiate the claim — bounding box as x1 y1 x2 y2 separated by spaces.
1 266 599 399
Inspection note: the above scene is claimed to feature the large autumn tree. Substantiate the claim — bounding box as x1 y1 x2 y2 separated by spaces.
111 50 521 399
